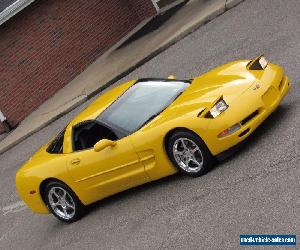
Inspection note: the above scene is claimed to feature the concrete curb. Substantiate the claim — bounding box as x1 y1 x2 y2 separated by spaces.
0 0 245 155
0 96 88 154
225 0 244 9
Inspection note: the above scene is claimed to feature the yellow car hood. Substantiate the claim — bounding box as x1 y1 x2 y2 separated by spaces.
154 60 256 121
182 60 255 104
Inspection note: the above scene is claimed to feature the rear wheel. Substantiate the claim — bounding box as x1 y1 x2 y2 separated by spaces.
167 130 214 176
44 181 85 223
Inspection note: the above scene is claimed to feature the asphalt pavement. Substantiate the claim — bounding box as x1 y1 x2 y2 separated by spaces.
0 0 299 249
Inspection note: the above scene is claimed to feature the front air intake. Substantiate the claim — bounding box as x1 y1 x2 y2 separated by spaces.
240 110 259 126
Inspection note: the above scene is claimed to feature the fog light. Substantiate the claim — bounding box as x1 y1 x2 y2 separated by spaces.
218 123 241 138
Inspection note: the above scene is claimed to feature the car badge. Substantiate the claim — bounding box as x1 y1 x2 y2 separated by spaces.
253 83 260 90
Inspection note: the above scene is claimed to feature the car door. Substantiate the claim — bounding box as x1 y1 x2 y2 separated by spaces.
67 124 150 202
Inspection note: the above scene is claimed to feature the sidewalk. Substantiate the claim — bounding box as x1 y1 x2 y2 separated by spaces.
0 0 243 154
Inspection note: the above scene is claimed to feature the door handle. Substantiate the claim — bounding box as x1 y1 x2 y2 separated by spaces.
71 158 81 165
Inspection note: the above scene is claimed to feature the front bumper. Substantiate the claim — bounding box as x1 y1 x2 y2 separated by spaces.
205 64 291 156
16 171 50 214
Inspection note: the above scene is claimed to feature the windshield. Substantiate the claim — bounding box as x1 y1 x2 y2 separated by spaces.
97 80 190 134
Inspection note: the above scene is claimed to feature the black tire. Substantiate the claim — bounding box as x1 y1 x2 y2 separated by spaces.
166 130 214 177
43 181 85 223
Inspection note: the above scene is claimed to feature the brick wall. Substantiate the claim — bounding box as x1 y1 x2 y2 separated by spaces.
0 0 156 133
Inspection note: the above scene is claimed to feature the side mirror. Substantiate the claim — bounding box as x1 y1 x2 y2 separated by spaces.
94 139 117 152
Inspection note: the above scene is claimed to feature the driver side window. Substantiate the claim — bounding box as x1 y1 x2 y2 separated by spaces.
72 120 118 151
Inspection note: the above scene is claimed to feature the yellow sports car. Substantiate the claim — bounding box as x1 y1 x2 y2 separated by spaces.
16 56 290 222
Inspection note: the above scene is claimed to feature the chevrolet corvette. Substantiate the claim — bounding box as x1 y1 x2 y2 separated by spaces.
16 55 291 222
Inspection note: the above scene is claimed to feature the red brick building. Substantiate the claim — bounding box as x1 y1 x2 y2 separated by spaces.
0 0 157 133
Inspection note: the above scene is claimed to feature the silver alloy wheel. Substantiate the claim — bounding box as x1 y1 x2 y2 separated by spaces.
48 186 75 220
172 137 204 173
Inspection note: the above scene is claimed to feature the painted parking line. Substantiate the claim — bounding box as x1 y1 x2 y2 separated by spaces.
2 201 26 216
0 224 18 242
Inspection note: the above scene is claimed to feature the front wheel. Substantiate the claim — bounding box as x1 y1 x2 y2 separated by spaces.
44 181 85 223
167 131 214 177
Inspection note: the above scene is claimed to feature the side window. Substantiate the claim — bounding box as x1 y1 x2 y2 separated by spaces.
47 129 66 154
72 121 118 151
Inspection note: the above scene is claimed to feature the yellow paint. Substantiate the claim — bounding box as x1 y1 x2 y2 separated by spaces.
16 58 291 214
94 139 117 152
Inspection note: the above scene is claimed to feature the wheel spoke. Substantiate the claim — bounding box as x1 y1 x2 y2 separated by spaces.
62 206 68 216
65 197 75 209
174 148 184 154
190 158 201 167
60 189 67 204
50 199 60 206
66 202 75 210
191 147 199 154
61 190 67 200
180 139 187 149
174 149 184 156
185 158 192 168
52 190 60 199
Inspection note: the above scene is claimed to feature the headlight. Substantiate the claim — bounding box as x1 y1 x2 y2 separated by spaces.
258 56 268 69
248 55 268 70
206 98 228 118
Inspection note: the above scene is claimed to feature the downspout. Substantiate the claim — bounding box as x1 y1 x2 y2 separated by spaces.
0 110 13 132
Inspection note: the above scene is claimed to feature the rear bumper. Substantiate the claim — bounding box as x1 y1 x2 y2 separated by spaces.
205 65 291 156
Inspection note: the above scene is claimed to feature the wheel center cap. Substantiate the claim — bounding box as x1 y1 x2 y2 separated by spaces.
187 151 192 158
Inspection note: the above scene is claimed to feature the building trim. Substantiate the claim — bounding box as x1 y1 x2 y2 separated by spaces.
151 0 160 13
151 0 186 13
0 0 36 26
